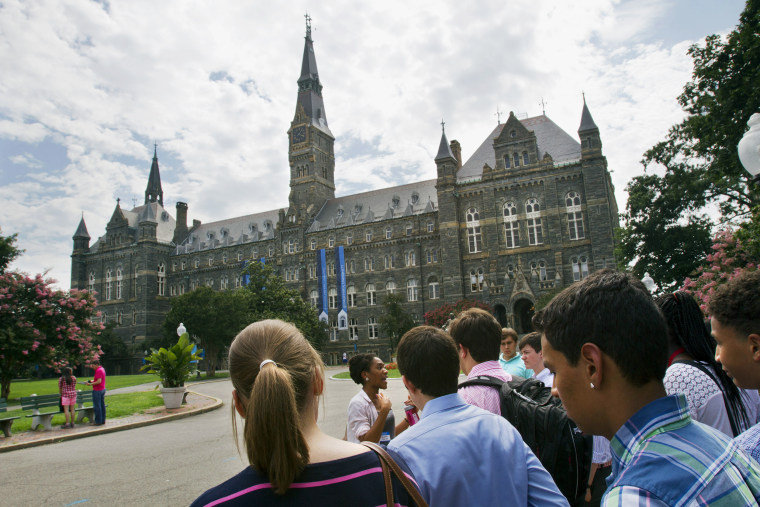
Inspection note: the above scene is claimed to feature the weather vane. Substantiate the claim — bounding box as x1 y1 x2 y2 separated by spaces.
440 118 445 132
305 12 312 37
539 98 547 115
495 106 503 125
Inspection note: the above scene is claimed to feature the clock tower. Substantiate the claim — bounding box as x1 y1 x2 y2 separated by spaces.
288 15 335 225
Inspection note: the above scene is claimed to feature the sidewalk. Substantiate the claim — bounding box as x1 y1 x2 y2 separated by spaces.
0 389 222 453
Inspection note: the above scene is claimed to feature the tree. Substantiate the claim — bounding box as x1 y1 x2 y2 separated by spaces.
618 1 760 289
0 272 103 398
162 286 248 376
379 293 416 358
424 299 494 328
0 228 23 274
241 261 327 351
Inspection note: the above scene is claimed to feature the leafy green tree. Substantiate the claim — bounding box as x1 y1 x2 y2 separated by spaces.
163 286 248 376
618 1 760 289
0 228 23 274
241 261 327 351
379 293 416 359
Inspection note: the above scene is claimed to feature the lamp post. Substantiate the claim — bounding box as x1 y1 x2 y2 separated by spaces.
738 113 760 184
642 272 658 293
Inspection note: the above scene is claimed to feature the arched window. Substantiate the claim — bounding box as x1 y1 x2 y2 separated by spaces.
347 285 356 307
366 283 377 306
88 272 95 293
407 279 419 302
522 151 530 165
116 268 123 299
466 207 482 253
368 317 378 338
346 233 353 245
328 288 337 309
386 281 396 294
428 276 440 300
526 198 543 245
405 251 416 267
310 289 319 308
513 153 520 167
566 191 585 240
572 256 590 281
349 318 359 340
385 227 392 239
503 154 511 169
470 268 484 292
310 239 317 250
157 263 166 296
105 269 113 300
328 236 335 248
364 257 374 271
366 230 373 242
503 201 519 248
531 261 548 281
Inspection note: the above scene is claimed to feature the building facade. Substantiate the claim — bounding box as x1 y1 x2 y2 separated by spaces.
71 21 619 364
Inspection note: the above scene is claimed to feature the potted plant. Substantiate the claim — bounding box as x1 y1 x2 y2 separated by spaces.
141 332 203 409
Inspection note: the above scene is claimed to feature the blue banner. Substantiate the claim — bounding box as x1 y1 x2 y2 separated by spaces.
336 246 348 330
317 249 328 323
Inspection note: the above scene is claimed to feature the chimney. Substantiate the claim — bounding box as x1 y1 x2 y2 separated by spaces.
173 202 189 245
450 140 462 169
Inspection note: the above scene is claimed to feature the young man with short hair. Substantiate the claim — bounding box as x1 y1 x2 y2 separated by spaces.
710 270 760 461
448 308 511 414
518 332 554 387
387 326 567 506
499 327 533 377
535 269 760 505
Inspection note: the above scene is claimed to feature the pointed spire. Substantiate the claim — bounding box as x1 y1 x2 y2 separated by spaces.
144 144 164 206
296 16 328 127
435 120 456 161
73 215 90 240
578 95 599 133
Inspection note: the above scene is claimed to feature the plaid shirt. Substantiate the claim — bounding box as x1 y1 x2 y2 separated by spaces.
458 360 511 415
604 394 760 506
58 376 77 399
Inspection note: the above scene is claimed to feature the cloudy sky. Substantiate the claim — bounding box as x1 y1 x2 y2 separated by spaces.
0 0 747 288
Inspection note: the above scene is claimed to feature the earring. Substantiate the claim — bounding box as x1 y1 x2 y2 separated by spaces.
590 382 596 389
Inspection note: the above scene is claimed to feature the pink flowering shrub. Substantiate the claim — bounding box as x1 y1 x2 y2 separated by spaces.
682 229 758 313
0 272 103 398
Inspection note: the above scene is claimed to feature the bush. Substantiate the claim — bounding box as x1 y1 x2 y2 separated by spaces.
424 299 494 328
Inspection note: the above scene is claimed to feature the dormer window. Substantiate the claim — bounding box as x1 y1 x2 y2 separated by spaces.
510 130 516 138
336 206 344 219
248 223 257 233
392 196 400 208
206 231 214 241
264 221 272 231
161 211 170 222
220 228 229 238
411 192 419 205
354 204 362 215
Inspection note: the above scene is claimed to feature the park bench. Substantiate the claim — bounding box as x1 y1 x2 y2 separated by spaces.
0 398 21 437
20 394 62 431
75 390 107 423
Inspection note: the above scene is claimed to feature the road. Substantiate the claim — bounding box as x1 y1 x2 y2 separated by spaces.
1 368 412 506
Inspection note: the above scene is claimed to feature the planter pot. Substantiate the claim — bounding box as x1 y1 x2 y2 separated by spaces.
160 386 186 409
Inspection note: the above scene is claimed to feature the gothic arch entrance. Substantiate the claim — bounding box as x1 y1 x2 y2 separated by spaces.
494 304 508 327
513 298 534 334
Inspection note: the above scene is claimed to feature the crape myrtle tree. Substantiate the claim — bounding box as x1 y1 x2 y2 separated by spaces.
241 261 327 351
617 1 760 290
379 293 416 359
423 299 494 329
0 272 103 399
162 286 248 376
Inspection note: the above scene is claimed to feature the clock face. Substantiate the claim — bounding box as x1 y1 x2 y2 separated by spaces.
293 126 306 143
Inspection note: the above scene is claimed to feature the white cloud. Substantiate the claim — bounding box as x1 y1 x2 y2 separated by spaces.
0 0 745 287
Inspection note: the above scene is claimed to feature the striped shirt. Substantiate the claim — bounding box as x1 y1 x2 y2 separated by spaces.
458 360 511 415
604 394 760 506
190 450 420 506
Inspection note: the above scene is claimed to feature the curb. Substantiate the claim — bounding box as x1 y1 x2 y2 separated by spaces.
0 391 224 454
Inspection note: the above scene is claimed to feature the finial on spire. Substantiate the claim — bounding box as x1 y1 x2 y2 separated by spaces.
539 97 548 115
441 118 446 133
154 143 158 157
582 90 586 103
305 12 312 38
495 106 503 125
116 197 121 206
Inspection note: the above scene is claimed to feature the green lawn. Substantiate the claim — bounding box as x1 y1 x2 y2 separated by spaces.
5 371 228 402
332 369 402 380
2 391 166 433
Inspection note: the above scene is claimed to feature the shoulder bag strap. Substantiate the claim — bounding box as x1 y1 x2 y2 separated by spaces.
361 441 428 507
673 359 741 436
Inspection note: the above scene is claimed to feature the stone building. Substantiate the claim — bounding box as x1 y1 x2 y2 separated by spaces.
71 21 619 364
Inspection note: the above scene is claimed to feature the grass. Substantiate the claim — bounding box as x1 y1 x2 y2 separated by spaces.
332 369 402 380
5 371 228 402
2 391 166 433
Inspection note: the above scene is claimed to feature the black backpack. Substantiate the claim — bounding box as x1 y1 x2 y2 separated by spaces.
459 375 592 506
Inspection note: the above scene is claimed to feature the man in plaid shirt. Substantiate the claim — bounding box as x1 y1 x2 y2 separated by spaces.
536 269 760 506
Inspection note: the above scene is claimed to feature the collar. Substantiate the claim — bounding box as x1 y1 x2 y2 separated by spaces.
469 360 505 377
610 394 691 471
499 353 520 364
358 389 373 404
420 393 465 420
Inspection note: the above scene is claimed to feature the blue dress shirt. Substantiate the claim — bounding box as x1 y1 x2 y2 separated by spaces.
387 393 568 506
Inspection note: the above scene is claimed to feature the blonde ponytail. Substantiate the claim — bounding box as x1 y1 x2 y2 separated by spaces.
229 320 324 494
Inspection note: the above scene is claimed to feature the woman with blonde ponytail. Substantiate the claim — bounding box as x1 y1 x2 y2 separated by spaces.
191 319 422 506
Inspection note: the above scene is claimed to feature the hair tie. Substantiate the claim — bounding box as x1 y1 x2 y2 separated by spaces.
260 359 276 370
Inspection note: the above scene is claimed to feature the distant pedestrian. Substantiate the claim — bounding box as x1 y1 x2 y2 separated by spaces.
58 366 77 429
86 360 106 425
342 352 348 365
499 328 533 377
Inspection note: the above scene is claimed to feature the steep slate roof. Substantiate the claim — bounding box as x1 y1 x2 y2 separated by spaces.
175 208 282 253
125 202 176 243
297 23 332 137
73 216 90 239
308 179 438 232
457 115 582 181
578 100 599 132
435 128 455 161
144 146 164 205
